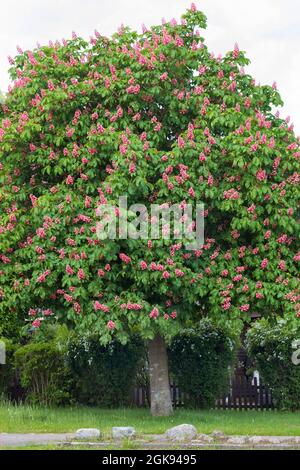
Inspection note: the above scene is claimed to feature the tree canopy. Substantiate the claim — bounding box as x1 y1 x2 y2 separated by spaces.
0 4 299 344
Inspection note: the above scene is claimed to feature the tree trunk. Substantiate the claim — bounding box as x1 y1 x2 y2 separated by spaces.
147 334 173 416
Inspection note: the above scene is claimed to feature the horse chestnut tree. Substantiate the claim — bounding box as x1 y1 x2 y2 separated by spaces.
0 4 299 415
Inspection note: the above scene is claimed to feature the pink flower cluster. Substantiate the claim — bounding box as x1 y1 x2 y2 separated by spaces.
119 253 131 264
261 258 268 269
240 304 250 312
223 188 240 200
37 270 51 283
256 169 267 182
120 303 143 310
77 268 85 280
66 265 74 275
107 320 116 330
94 301 110 312
140 260 147 270
150 307 159 319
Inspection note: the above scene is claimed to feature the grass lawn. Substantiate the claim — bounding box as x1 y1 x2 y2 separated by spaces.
0 404 300 436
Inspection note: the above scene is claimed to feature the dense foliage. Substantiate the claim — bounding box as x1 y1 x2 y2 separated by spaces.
169 318 240 407
0 325 144 406
0 4 299 344
14 341 71 406
67 334 144 406
246 318 300 410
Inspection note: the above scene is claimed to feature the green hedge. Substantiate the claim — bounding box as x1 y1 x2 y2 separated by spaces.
1 321 145 407
14 341 72 406
246 318 300 410
66 335 144 407
168 319 240 408
0 310 25 341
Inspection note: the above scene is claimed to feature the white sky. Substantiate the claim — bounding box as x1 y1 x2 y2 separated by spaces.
1 0 299 133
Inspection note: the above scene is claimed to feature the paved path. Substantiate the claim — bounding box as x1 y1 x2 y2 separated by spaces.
0 433 75 447
1 433 300 448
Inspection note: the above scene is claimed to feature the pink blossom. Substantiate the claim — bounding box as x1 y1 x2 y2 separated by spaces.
261 258 268 269
126 84 140 94
140 261 147 270
223 188 240 200
240 304 250 312
175 269 184 277
277 234 288 244
119 253 131 264
37 270 51 283
278 260 286 271
198 65 206 75
77 268 85 280
256 169 267 182
247 204 256 214
293 253 300 262
233 42 239 59
178 136 185 148
150 307 159 319
268 137 275 148
94 302 110 312
30 194 38 207
66 175 74 185
66 128 75 138
47 80 55 91
28 309 37 317
107 320 116 330
189 187 195 198
66 265 74 275
36 227 46 238
207 175 214 186
129 163 136 174
222 300 231 310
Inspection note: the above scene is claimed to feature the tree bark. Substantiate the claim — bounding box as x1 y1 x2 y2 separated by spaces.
147 334 173 416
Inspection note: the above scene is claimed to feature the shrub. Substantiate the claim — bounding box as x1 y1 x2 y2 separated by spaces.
66 334 144 407
0 310 25 341
246 318 300 410
14 341 72 406
168 319 241 408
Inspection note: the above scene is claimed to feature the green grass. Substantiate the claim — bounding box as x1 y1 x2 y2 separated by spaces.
0 404 300 436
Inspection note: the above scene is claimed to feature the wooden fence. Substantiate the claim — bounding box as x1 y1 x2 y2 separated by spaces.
216 375 274 410
132 375 274 410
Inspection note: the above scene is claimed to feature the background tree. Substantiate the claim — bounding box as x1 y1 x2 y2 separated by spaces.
0 4 299 415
